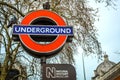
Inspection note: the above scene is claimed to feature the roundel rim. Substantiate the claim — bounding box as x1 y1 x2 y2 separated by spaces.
19 10 67 53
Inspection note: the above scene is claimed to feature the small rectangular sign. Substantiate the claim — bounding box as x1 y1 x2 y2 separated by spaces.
42 64 76 80
13 25 73 35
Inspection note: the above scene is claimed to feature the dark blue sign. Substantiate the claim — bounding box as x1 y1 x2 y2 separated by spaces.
13 25 73 35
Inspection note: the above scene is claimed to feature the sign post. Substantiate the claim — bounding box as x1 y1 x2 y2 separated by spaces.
40 57 46 80
12 10 76 80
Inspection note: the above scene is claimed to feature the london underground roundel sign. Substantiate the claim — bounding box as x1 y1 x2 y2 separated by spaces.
12 10 73 58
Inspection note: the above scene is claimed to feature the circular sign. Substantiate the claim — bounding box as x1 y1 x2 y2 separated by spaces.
19 10 67 57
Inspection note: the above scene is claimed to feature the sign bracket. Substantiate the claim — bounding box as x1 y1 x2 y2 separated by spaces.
41 57 46 80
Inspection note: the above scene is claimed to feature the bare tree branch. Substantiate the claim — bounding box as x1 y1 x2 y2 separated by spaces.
0 1 25 17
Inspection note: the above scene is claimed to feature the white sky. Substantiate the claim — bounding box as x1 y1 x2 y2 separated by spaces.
75 0 120 80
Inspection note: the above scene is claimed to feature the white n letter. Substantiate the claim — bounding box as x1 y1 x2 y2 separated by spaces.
46 67 56 78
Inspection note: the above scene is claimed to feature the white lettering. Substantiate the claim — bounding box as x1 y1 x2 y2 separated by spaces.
21 27 26 32
46 67 56 78
15 27 20 32
14 26 72 35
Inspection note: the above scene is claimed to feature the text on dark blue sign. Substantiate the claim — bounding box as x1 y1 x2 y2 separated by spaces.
13 25 73 35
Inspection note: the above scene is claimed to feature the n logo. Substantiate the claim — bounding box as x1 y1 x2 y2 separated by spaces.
46 67 56 78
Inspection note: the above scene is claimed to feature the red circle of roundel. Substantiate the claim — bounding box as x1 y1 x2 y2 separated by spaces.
20 10 67 54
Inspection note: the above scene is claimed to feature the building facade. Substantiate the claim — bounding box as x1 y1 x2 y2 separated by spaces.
92 54 120 80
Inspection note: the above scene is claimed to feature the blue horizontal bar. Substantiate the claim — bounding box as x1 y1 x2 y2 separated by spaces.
13 25 73 35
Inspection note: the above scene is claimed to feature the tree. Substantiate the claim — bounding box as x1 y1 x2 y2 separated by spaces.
0 0 114 79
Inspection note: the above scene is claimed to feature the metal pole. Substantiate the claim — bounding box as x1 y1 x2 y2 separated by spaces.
41 57 46 80
82 52 86 80
0 35 2 54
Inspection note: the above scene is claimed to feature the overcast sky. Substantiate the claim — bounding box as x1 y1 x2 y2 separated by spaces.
75 0 120 80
